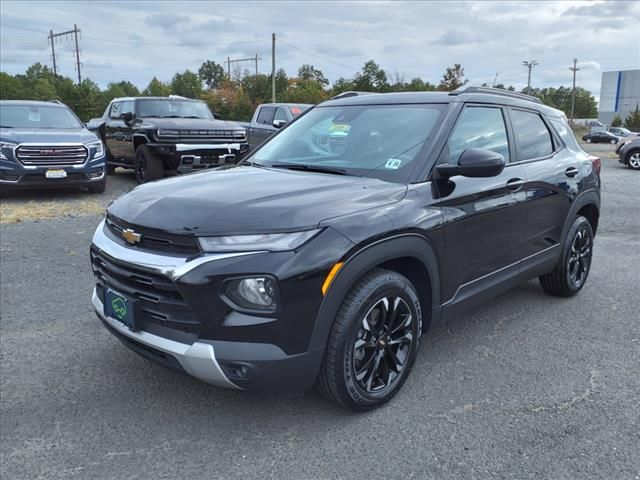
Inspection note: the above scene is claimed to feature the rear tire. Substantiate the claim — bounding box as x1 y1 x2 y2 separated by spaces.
317 268 422 411
135 146 164 183
539 215 593 297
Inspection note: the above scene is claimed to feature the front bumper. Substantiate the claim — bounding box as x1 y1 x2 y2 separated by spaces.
93 289 240 389
0 154 106 188
148 142 249 172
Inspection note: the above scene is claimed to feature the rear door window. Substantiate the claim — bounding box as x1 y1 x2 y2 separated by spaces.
256 107 276 125
444 106 510 163
511 109 554 160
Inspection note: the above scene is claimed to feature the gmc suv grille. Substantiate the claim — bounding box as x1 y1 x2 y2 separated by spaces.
91 246 200 342
16 145 88 167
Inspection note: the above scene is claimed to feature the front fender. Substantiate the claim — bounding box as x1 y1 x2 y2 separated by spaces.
309 234 441 351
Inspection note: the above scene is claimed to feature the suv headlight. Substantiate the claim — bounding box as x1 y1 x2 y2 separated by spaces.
86 140 104 158
0 142 17 160
198 230 321 253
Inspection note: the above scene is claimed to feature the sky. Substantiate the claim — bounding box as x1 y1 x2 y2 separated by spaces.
1 0 639 102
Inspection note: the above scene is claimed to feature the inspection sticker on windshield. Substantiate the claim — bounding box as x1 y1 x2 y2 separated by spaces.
385 158 402 170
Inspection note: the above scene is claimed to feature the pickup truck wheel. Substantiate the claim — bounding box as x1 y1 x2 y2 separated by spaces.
539 215 593 297
135 146 164 183
317 268 422 411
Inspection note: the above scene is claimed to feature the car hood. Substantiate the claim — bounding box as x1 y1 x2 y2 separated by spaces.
139 117 243 130
108 166 407 235
0 128 98 144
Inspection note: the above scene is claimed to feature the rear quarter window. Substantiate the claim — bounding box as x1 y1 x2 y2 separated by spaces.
549 117 583 152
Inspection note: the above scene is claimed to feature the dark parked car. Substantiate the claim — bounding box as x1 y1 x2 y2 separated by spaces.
0 100 106 192
87 96 249 183
582 131 620 144
90 87 600 411
240 103 312 151
617 136 640 170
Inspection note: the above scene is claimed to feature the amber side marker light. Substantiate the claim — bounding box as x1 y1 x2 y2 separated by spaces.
322 262 344 296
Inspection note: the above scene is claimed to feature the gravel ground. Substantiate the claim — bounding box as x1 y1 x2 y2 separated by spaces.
1 156 639 480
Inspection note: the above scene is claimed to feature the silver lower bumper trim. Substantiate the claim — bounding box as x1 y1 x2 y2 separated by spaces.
175 143 241 152
93 289 240 389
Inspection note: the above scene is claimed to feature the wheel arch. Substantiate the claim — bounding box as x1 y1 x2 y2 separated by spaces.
563 190 600 240
133 133 150 152
309 234 441 351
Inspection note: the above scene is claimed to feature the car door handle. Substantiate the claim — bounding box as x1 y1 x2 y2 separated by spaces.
565 167 579 178
506 178 525 192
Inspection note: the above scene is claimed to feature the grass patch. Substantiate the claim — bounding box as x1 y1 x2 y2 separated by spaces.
0 199 105 224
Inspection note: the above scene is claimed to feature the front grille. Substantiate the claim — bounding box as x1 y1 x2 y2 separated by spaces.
106 215 201 255
157 129 245 143
91 246 200 340
16 145 88 167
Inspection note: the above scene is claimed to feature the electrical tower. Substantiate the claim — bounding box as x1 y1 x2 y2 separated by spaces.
47 25 82 84
224 54 261 80
522 60 538 91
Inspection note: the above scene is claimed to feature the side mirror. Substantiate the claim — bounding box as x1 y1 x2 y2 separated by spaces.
120 111 135 125
213 112 222 120
436 148 505 179
273 119 287 129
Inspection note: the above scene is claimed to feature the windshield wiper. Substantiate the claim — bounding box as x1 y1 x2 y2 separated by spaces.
0 125 14 128
270 164 348 175
160 115 183 118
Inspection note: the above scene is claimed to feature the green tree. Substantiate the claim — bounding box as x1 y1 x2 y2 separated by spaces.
103 82 127 101
31 78 57 100
74 79 105 120
199 60 226 90
353 60 389 92
439 64 467 91
329 77 355 96
284 79 328 104
241 74 271 104
170 70 202 98
0 72 24 99
407 77 437 91
525 86 597 118
624 104 640 130
143 77 171 96
297 64 329 87
110 81 139 97
611 115 623 127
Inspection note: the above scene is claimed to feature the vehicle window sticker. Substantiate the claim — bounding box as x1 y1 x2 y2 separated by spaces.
385 158 402 170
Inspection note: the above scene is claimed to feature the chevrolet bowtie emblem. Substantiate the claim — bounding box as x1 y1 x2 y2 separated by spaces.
122 228 142 245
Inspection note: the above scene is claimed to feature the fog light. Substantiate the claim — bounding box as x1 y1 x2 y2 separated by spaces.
225 276 278 311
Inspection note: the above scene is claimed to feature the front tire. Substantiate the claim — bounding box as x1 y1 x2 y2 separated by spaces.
317 268 422 411
87 177 106 194
627 151 640 170
135 146 164 184
610 139 617 144
586 138 592 143
539 215 594 297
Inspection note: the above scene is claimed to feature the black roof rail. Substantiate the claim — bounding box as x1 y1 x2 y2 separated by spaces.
449 86 543 105
330 91 376 100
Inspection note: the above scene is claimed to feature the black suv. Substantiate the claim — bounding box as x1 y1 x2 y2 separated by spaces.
90 87 601 411
88 96 249 183
0 100 106 192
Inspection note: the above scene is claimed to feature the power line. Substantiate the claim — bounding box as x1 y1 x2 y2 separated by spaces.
277 38 360 72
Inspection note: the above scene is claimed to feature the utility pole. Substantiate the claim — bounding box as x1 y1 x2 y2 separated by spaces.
522 60 538 92
569 58 580 125
271 33 276 103
73 24 81 84
48 25 81 83
227 56 231 79
255 53 259 77
492 72 498 88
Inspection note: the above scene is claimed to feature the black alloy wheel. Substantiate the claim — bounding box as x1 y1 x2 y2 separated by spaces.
353 296 414 393
567 225 592 289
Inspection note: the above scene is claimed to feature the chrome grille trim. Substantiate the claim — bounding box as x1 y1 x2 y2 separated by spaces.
15 144 88 167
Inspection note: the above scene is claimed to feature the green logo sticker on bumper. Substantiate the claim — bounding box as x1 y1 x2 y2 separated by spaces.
111 297 127 319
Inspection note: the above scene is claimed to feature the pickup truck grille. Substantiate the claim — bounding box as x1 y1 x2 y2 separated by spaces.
157 129 245 143
91 246 200 341
15 145 88 167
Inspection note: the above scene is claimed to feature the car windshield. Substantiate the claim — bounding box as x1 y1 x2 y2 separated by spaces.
0 104 82 129
137 100 213 119
251 104 446 183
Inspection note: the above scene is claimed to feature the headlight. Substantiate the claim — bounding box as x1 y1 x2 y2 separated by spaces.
86 140 104 158
0 142 17 160
198 230 320 253
224 276 278 312
233 130 247 141
157 129 180 137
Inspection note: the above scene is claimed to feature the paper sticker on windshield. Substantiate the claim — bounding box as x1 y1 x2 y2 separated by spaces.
385 158 402 170
329 123 351 133
28 111 41 122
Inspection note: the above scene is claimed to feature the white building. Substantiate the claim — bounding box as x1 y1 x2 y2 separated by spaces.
598 69 640 126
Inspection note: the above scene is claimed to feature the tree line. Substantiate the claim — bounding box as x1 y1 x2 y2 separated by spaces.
1 60 600 122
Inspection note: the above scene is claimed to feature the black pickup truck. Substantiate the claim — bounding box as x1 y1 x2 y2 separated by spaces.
88 96 249 183
239 103 311 151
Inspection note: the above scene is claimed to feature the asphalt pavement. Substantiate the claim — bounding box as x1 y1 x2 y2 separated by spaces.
1 154 639 479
